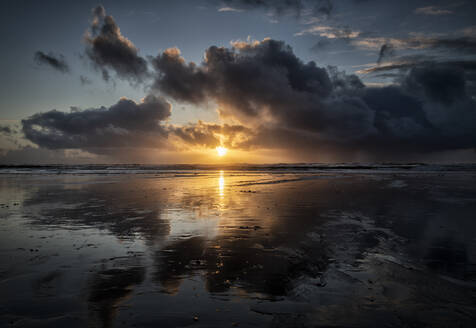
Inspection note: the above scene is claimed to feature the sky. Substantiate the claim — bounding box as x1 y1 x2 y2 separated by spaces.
0 0 475 164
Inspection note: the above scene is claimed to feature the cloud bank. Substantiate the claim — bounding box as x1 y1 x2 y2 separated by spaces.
10 5 476 163
22 95 170 153
149 39 476 158
19 37 476 162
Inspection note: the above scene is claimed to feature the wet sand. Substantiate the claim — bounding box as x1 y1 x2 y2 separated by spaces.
1 170 476 327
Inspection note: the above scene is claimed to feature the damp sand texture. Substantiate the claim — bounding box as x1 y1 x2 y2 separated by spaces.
1 167 476 327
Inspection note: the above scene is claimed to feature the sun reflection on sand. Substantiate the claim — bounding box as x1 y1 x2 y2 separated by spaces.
218 170 225 198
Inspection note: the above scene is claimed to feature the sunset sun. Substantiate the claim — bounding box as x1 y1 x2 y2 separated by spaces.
216 146 228 157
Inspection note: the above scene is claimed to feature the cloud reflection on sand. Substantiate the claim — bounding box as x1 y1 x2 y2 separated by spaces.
1 170 476 327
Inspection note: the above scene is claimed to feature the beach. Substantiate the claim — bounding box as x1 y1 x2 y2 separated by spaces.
1 166 476 327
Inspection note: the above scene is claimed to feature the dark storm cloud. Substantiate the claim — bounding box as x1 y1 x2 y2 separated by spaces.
19 97 252 154
21 95 171 152
151 38 476 157
152 39 369 139
377 43 395 64
151 48 212 104
34 51 70 73
84 5 148 83
403 63 468 106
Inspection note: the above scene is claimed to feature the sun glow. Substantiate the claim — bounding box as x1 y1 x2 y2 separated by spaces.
218 170 225 197
216 146 228 157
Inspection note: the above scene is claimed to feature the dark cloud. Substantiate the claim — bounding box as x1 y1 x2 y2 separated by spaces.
0 125 14 135
403 63 467 106
170 121 253 149
34 51 70 73
171 123 220 148
21 20 476 162
79 75 92 85
101 69 111 82
377 43 395 64
21 95 171 152
152 39 368 139
19 96 254 157
151 38 476 158
151 48 213 103
84 5 148 83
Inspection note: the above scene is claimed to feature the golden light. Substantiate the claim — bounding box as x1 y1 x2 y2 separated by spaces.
218 170 225 197
216 146 228 157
